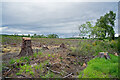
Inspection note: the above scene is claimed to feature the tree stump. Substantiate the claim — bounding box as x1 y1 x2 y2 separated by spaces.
99 52 110 59
59 43 66 49
18 37 33 57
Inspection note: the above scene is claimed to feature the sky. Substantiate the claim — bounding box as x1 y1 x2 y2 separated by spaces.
1 1 119 38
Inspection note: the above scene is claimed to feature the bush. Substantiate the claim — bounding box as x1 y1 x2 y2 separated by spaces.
71 40 117 57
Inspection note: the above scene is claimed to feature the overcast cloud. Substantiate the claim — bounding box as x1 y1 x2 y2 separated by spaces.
1 2 118 38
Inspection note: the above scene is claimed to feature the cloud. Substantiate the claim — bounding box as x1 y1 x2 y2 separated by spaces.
2 0 120 2
1 2 118 38
0 27 8 32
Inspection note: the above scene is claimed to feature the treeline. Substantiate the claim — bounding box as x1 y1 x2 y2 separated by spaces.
1 34 59 38
31 34 59 38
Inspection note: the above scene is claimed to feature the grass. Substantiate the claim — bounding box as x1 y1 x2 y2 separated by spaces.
78 54 119 78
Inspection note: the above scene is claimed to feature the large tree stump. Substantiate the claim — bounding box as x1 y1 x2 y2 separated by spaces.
18 37 33 57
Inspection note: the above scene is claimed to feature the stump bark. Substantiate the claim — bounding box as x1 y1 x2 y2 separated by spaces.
18 37 33 57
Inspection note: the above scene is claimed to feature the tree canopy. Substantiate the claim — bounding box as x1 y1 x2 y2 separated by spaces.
78 11 116 40
47 34 59 38
95 11 116 39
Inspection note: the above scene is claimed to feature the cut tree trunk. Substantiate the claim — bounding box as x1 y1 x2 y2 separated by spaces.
18 37 33 57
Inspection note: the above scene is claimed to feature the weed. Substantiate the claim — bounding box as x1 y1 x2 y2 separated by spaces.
59 56 63 60
34 65 39 70
26 69 30 72
16 59 20 63
52 55 54 58
30 71 34 76
48 54 51 57
9 59 15 64
33 53 37 58
38 52 42 55
16 72 21 76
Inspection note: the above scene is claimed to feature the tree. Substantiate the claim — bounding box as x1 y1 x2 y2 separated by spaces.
78 21 92 38
47 34 59 38
34 34 37 37
95 11 116 40
91 26 106 39
28 34 30 37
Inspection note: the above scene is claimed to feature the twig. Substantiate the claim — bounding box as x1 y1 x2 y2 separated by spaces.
46 67 62 75
4 69 12 76
63 73 72 78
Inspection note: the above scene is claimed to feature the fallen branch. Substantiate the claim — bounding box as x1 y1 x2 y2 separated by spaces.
63 73 72 78
46 67 61 74
4 69 12 77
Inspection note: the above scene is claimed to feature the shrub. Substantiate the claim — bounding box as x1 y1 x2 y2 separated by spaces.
16 72 21 76
71 40 117 57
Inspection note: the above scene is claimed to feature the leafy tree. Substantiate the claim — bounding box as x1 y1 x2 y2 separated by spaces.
47 34 59 38
28 34 30 37
91 26 106 39
34 34 37 37
78 21 92 38
95 11 116 40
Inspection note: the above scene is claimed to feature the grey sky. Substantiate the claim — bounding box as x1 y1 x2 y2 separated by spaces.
1 2 118 38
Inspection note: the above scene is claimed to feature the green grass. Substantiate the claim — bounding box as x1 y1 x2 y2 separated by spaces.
78 54 118 78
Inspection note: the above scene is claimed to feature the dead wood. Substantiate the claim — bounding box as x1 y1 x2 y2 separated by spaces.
63 73 72 78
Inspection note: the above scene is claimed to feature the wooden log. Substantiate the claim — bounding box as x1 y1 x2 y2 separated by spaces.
18 37 33 57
